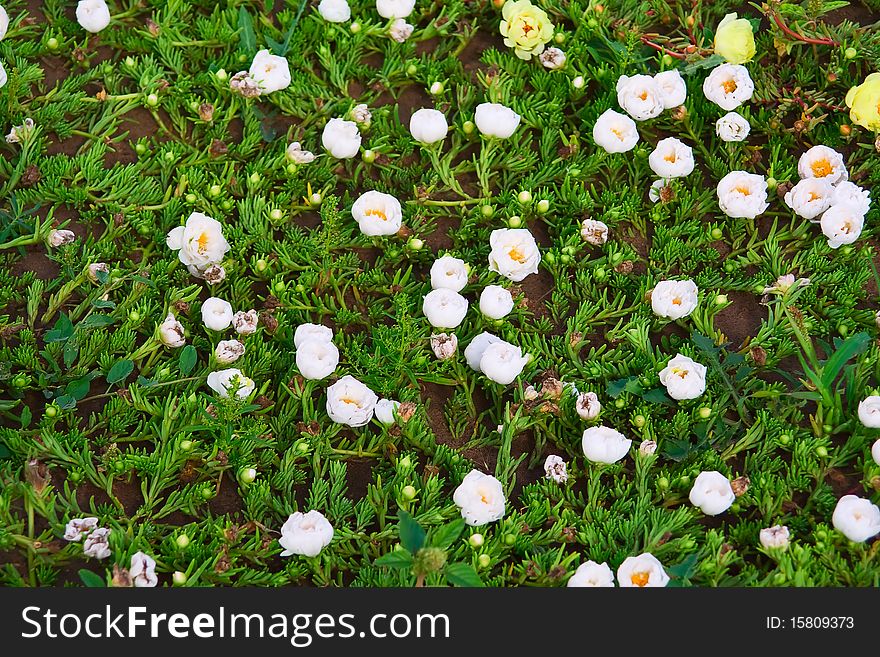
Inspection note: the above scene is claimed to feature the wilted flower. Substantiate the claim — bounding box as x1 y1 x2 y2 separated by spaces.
575 391 601 420
83 527 111 559
215 339 245 364
206 368 255 399
832 495 880 542
158 312 186 348
351 190 402 236
279 510 334 557
658 354 707 401
389 18 414 43
539 47 566 70
322 118 361 159
639 440 657 456
5 118 35 144
232 309 258 335
474 102 521 138
592 109 638 154
582 425 631 464
580 218 609 245
762 274 810 295
688 471 735 516
47 229 75 247
543 455 568 484
431 332 458 360
130 551 158 587
759 525 790 550
201 263 226 285
479 285 514 319
423 288 469 329
617 553 668 587
430 255 468 291
349 103 371 128
286 142 316 164
64 517 99 542
453 470 506 526
326 375 378 427
488 228 541 282
703 64 754 111
76 0 111 33
229 71 261 98
249 49 291 95
88 262 109 283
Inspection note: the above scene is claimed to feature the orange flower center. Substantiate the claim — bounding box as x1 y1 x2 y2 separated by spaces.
196 232 210 252
810 158 832 178
631 571 650 587
734 185 751 196
722 79 737 94
808 191 820 202
365 208 388 221
521 22 533 35
611 127 623 139
664 152 677 163
508 247 527 263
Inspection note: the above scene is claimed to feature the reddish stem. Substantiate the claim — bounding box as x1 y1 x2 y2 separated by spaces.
640 36 687 59
771 12 839 47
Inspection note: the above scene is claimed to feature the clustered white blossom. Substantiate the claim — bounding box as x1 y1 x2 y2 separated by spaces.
63 517 112 559
568 553 669 588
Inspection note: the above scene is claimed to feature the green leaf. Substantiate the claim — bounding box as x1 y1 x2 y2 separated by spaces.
238 7 257 55
78 569 105 587
20 405 32 429
107 359 134 385
79 314 115 330
92 299 116 310
55 395 76 410
63 341 79 368
397 510 426 554
431 519 465 549
65 375 92 401
374 551 413 569
607 376 637 398
820 332 871 390
45 313 74 343
444 562 483 587
179 345 197 375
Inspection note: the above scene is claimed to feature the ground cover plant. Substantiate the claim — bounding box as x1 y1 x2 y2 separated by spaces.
0 0 879 588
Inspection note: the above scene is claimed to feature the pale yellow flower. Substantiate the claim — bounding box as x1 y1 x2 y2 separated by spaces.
845 73 880 131
713 13 755 64
499 0 554 61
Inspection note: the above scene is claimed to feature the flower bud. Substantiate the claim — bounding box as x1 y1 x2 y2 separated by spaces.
429 81 444 95
401 485 417 500
179 439 193 452
462 120 475 135
407 237 424 251
536 199 550 214
239 468 257 484
572 75 585 89
517 190 532 204
844 47 857 59
350 21 361 33
309 192 323 207
175 534 190 549
477 553 491 568
269 208 283 222
172 571 187 586
146 93 159 107
468 533 485 548
507 215 522 228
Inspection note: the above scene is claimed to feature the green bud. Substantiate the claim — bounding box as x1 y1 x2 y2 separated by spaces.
710 227 723 240
517 190 532 204
135 143 147 155
45 405 59 418
172 571 188 586
179 440 193 452
507 215 522 228
657 476 669 490
184 192 196 203
215 69 228 82
294 283 306 293
47 37 60 51
429 81 444 95
269 208 283 221
407 237 424 251
614 397 625 409
503 534 516 546
362 149 377 163
220 199 233 211
128 310 141 322
477 553 491 568
844 47 857 59
248 172 261 185
698 407 712 419
406 64 418 76
816 445 828 458
273 281 287 293
468 533 484 548
462 120 475 135
481 204 494 218
536 199 550 214
413 547 447 575
256 259 268 272
175 534 190 549
401 485 417 500
350 21 361 33
208 184 222 197
634 414 646 428
714 294 728 305
12 375 28 388
662 54 673 67
146 93 159 107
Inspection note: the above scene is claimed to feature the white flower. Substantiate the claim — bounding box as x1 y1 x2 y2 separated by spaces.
5 118 35 144
716 171 768 219
64 517 99 541
430 255 468 291
539 47 566 70
654 69 687 108
479 340 529 385
409 108 448 144
702 64 754 110
76 0 111 33
294 323 334 348
48 229 75 247
351 190 402 236
296 340 340 380
820 203 864 249
581 425 631 464
249 50 291 95
326 375 378 427
83 528 111 559
488 228 541 282
166 212 230 271
376 0 415 19
201 297 233 331
431 332 458 360
474 102 521 139
318 0 350 22
575 391 601 420
158 312 185 348
479 285 514 319
464 332 500 370
567 561 614 587
350 103 371 127
207 368 255 399
389 18 413 43
762 274 810 295
130 551 158 588
831 495 880 542
616 74 664 121
759 525 790 550
0 61 6 90
543 455 568 484
453 470 506 526
858 396 880 428
715 111 750 142
797 145 847 185
639 440 657 456
375 399 400 425
831 181 870 216
651 279 698 320
286 142 315 164
232 309 258 335
580 218 609 245
422 288 468 329
322 118 361 159
592 109 639 154
872 439 880 467
783 178 834 220
659 354 707 401
0 5 8 41
648 137 695 179
279 511 334 557
688 471 735 516
215 339 245 364
617 553 668 587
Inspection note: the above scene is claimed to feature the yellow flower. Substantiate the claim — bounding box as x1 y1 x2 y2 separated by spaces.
713 13 756 64
845 73 880 131
499 0 554 61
